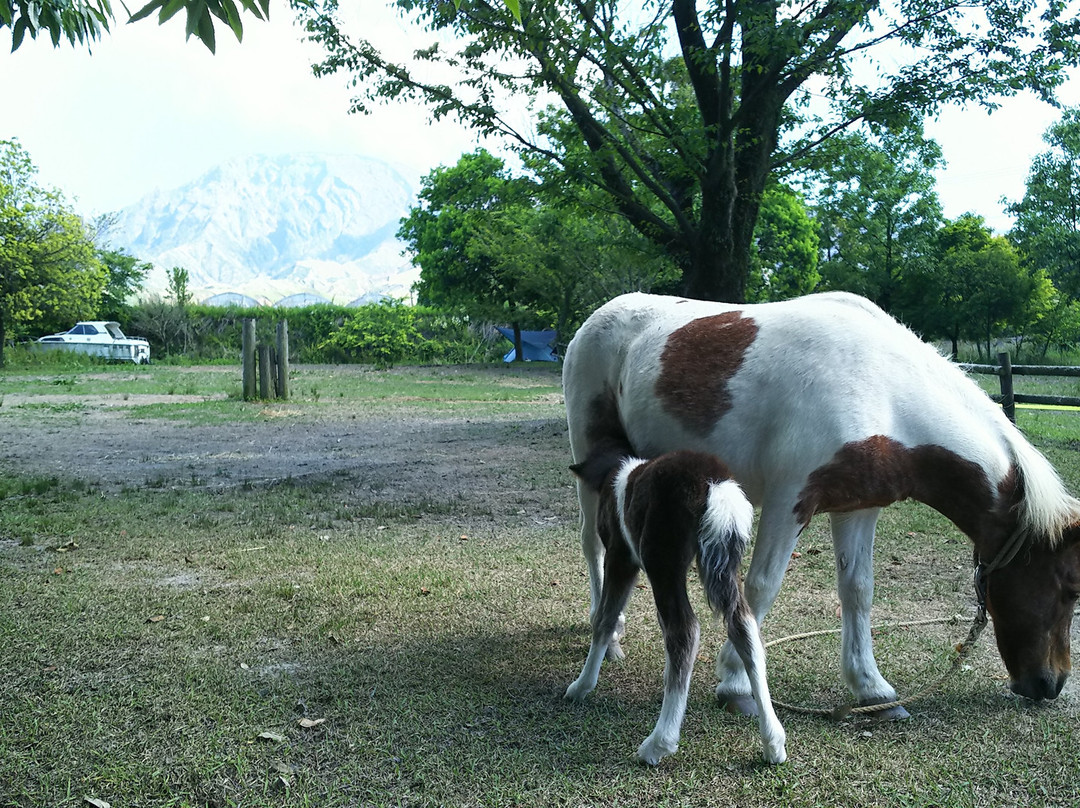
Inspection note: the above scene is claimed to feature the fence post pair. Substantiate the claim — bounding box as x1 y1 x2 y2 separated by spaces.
242 319 289 401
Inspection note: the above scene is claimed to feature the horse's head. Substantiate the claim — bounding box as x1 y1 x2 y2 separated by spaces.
985 525 1080 700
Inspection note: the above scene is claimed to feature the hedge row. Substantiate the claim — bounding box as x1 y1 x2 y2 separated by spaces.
125 300 512 367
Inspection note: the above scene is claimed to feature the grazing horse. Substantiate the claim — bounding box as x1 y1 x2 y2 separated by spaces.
566 445 786 765
563 291 1080 713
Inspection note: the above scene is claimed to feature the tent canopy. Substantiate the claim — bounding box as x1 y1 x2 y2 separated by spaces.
495 327 558 362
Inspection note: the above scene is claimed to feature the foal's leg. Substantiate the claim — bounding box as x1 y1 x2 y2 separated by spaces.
636 574 700 766
716 492 802 712
564 545 638 702
726 608 787 764
831 508 905 716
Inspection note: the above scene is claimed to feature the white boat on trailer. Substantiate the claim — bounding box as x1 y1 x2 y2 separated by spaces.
36 321 151 364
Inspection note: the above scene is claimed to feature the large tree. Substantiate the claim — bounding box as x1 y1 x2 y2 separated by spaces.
0 140 104 366
401 148 677 338
293 0 1080 302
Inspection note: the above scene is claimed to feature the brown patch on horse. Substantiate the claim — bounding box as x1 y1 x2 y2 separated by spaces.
655 311 759 436
794 435 1010 539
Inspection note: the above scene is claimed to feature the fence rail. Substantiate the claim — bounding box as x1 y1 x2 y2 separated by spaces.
961 352 1080 423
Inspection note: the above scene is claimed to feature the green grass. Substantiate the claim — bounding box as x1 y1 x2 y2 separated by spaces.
1 363 1079 806
0 362 564 427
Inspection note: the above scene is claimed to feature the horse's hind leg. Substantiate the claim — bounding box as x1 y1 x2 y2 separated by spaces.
565 545 638 702
831 508 905 716
726 607 786 764
636 577 700 766
716 493 801 712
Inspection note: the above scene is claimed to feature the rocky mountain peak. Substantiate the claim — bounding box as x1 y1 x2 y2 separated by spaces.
112 153 419 305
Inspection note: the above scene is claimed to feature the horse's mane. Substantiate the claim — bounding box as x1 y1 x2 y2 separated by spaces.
1006 429 1080 546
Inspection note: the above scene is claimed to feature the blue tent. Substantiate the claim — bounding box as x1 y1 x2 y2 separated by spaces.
495 327 559 362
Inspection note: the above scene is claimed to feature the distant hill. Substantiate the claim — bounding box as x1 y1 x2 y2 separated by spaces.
111 153 419 305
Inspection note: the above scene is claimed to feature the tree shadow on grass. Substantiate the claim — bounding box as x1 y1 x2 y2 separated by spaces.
237 617 797 806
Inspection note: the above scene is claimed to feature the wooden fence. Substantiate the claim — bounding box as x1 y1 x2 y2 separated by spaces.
962 352 1080 423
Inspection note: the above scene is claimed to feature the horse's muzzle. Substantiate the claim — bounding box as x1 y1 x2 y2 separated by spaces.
1011 670 1067 701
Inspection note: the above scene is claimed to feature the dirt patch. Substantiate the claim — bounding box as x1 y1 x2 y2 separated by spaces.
0 368 577 524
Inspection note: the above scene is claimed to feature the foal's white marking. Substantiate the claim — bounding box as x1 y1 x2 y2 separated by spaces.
613 457 648 565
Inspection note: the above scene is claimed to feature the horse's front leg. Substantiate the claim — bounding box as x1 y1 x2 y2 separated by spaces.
831 508 906 717
577 482 625 658
715 494 801 714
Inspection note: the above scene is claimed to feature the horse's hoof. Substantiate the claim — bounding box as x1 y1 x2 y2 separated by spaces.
605 642 626 662
717 694 759 717
857 699 910 720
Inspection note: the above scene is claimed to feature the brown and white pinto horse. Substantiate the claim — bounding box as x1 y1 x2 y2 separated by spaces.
566 446 786 765
563 291 1080 712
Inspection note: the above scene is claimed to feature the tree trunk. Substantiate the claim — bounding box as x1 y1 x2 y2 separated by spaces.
512 321 523 363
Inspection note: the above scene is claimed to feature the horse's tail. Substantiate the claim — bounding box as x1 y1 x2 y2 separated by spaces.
696 479 755 618
1005 429 1080 546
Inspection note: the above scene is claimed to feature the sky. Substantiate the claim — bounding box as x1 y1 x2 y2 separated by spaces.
2 8 1079 234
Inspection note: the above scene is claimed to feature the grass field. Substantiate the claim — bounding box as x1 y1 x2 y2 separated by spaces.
1 362 1079 807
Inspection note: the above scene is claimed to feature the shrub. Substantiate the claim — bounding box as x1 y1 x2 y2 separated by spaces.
320 300 429 369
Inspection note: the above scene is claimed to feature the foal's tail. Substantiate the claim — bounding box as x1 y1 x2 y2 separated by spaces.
696 479 755 619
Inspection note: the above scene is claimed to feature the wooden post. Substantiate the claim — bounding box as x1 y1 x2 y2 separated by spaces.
998 351 1015 424
242 318 257 401
276 320 289 400
258 344 271 400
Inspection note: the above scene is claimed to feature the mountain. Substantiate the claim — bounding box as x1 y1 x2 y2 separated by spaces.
111 153 419 305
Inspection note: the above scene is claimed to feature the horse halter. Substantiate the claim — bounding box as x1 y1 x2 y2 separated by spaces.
974 525 1031 613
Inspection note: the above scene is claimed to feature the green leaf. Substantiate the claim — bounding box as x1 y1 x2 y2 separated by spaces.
11 16 28 50
217 0 243 41
127 0 166 24
196 5 215 51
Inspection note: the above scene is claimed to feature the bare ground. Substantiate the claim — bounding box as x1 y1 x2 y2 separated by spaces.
0 373 577 525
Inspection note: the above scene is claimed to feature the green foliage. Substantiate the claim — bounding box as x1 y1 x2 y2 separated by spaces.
96 248 149 321
297 0 1080 302
747 184 820 302
0 139 105 366
319 299 427 369
2 0 112 50
1008 106 1080 302
402 149 678 337
115 301 507 365
166 265 192 309
802 127 943 313
903 214 1048 358
130 297 191 357
403 150 527 319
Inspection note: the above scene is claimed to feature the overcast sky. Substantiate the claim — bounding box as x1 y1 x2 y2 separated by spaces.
2 8 1078 234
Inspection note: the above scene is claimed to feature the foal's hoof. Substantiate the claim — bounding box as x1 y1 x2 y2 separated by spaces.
856 698 910 721
717 694 759 717
605 641 626 662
